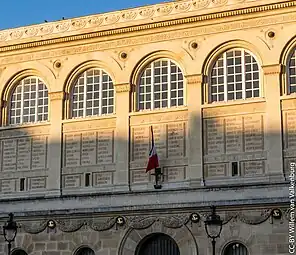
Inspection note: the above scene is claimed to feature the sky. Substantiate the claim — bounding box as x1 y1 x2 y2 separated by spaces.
0 0 164 30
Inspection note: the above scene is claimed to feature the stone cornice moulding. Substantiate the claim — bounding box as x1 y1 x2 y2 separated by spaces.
0 0 295 53
49 91 65 101
114 83 132 93
185 74 203 84
262 64 283 75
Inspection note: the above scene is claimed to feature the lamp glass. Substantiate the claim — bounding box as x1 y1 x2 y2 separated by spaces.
3 227 17 243
205 221 222 239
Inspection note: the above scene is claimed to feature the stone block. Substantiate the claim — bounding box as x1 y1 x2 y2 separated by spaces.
277 243 289 254
46 242 57 251
57 242 69 251
35 243 46 251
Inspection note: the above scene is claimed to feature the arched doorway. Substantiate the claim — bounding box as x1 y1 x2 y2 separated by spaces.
135 233 180 255
11 249 28 255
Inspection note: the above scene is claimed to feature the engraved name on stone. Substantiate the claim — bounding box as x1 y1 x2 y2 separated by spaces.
205 119 225 155
225 116 243 153
64 175 81 188
81 132 97 166
29 177 46 190
168 123 185 158
1 179 16 193
132 169 149 183
243 161 264 176
206 163 226 177
166 167 185 182
17 137 31 171
2 139 17 171
97 130 114 164
243 115 264 152
132 127 149 161
65 134 81 167
153 124 167 159
287 111 296 148
32 136 47 169
94 172 113 185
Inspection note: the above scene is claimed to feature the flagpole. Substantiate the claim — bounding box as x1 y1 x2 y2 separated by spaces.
153 167 162 189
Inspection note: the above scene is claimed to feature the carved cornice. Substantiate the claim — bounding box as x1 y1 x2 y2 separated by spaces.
262 64 282 75
49 91 65 101
185 74 203 84
0 1 295 53
114 83 132 93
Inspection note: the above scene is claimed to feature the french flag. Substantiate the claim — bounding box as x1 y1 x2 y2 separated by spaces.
146 126 159 172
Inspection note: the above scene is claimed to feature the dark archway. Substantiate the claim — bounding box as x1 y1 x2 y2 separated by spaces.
223 242 249 255
135 233 180 255
11 249 28 255
75 247 95 255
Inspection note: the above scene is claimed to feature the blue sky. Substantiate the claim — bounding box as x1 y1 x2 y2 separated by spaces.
0 0 163 30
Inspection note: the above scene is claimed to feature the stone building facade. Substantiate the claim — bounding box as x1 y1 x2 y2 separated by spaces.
0 0 294 254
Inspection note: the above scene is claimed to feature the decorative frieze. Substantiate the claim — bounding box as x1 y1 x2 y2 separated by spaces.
63 118 116 132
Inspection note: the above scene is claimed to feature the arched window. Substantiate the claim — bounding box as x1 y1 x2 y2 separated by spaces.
210 49 260 102
287 47 296 94
76 247 95 255
135 233 180 255
223 242 248 255
11 249 28 255
71 68 114 118
137 59 184 110
10 76 48 125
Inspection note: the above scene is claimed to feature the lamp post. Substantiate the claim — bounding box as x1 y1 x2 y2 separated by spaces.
204 206 223 255
3 213 18 255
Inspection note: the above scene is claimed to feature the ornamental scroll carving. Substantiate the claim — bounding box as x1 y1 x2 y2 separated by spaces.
0 0 289 45
17 208 287 234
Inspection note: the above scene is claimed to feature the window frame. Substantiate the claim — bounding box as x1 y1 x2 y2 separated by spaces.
287 47 296 95
223 242 249 255
136 58 185 111
208 48 261 103
9 76 49 126
70 68 115 119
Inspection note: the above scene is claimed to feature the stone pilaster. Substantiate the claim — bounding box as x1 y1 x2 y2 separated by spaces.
47 91 64 196
185 74 204 187
262 64 284 181
113 83 132 191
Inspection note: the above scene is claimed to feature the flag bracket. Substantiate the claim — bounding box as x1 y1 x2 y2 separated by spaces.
151 167 162 189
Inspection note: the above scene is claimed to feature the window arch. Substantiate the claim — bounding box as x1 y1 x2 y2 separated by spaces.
223 242 248 255
135 233 180 255
9 76 49 125
11 249 28 255
71 68 114 118
75 247 95 255
137 58 184 110
287 47 296 94
209 48 260 103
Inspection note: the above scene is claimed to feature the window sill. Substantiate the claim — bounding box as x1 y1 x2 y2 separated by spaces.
130 106 188 116
280 93 296 100
202 98 266 108
63 113 116 124
0 121 50 130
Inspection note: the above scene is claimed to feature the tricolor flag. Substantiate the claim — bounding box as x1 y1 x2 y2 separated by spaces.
146 126 159 172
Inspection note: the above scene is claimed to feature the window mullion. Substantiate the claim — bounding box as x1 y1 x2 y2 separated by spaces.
223 52 227 102
168 61 171 108
20 80 24 124
35 78 39 122
242 50 246 99
151 63 154 110
83 72 87 117
99 69 102 116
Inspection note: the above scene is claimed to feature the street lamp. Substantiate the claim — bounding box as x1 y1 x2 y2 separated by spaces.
3 213 18 255
204 206 223 255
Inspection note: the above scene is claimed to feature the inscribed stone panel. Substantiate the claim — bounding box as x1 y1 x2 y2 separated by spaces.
63 174 81 188
17 137 31 171
285 110 296 148
164 166 185 182
29 177 47 190
204 118 225 155
168 122 185 158
93 172 113 186
81 132 97 166
225 116 243 153
2 139 17 171
152 124 167 159
132 126 149 161
1 179 16 193
31 136 47 169
243 114 264 152
242 160 265 176
97 130 114 164
64 133 81 167
205 163 227 177
131 169 149 183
